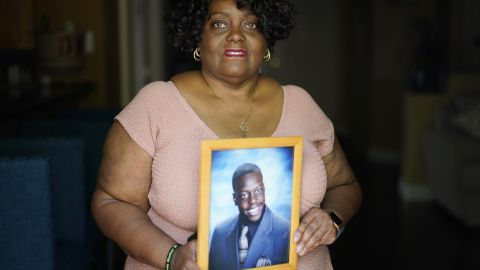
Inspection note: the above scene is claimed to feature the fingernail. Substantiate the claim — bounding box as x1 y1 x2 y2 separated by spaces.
296 244 303 254
294 232 300 242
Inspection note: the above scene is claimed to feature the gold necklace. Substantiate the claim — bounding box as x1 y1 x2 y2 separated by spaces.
207 85 257 138
239 87 256 137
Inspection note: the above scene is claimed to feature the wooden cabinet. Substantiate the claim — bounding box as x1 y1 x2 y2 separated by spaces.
400 92 449 201
0 0 35 49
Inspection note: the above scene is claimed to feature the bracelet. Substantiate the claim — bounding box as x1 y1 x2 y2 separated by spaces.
331 221 345 239
187 232 197 242
165 243 181 270
328 211 344 239
332 220 340 235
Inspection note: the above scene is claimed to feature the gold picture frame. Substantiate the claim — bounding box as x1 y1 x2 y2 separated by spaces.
197 136 303 270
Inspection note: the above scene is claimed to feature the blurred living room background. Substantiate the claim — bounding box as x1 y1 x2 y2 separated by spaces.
1 0 479 269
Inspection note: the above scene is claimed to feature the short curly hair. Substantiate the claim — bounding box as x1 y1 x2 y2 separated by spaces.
165 0 296 53
231 162 263 191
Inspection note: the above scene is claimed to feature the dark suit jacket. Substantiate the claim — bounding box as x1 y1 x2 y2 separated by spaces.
209 206 290 269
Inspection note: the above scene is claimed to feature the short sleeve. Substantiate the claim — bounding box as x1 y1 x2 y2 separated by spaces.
284 85 335 157
312 105 335 157
114 82 166 157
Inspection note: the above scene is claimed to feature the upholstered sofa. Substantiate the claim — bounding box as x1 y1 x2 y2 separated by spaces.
0 157 55 270
0 138 89 269
422 97 480 227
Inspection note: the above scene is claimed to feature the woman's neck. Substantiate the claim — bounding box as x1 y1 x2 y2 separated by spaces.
199 69 260 100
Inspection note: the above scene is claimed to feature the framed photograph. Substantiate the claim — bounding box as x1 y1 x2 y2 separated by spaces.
197 136 303 270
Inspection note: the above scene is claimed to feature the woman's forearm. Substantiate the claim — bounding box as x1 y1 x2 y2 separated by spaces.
320 138 362 225
321 181 362 225
92 190 176 269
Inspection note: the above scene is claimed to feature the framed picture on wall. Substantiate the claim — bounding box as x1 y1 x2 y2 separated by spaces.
197 136 303 270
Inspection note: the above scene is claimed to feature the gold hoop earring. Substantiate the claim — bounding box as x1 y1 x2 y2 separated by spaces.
264 48 271 62
193 48 201 61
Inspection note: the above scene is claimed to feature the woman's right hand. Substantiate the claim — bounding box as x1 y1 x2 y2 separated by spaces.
171 240 200 270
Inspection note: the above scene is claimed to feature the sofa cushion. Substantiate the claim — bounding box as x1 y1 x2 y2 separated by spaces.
0 138 86 245
0 157 55 270
460 162 480 193
451 100 480 141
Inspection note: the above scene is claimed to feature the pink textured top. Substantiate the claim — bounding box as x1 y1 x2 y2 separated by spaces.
115 81 335 270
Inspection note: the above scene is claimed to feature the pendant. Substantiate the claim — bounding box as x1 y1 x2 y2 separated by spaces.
239 122 248 137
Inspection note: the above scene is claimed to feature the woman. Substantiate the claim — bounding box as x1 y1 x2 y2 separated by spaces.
91 0 362 269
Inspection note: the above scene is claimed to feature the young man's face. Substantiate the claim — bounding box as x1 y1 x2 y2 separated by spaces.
233 171 265 222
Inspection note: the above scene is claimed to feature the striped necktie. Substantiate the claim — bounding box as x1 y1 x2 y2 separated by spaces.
239 225 249 264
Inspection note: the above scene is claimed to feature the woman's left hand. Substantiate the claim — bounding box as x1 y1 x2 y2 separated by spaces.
293 207 337 256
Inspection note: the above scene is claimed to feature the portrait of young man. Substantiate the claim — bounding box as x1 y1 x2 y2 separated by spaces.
209 162 291 269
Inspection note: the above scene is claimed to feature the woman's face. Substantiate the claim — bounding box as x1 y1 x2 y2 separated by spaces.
199 0 267 83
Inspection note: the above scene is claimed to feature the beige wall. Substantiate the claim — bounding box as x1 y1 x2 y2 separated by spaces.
263 0 442 158
0 0 35 49
368 0 437 158
262 0 351 131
